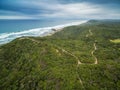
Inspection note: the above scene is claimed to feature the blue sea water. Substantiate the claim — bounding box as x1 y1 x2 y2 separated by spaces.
0 20 72 33
0 19 87 44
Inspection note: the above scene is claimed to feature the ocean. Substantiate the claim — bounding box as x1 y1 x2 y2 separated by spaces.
0 19 87 44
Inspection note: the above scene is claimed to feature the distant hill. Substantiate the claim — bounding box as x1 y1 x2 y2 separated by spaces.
0 20 120 90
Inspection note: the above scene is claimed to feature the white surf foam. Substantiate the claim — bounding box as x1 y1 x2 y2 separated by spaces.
0 20 87 44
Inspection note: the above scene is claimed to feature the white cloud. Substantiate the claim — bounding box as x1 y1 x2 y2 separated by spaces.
38 3 103 18
0 16 34 19
0 1 120 19
42 2 120 19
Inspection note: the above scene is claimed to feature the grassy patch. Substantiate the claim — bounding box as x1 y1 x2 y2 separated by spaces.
110 39 120 43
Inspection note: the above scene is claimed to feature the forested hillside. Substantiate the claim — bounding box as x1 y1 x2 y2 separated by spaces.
0 20 120 90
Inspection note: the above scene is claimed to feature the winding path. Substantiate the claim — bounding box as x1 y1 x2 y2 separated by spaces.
87 30 98 64
56 29 98 87
19 29 98 65
59 48 84 88
92 43 98 64
58 47 84 88
89 29 93 36
61 48 82 65
86 29 93 37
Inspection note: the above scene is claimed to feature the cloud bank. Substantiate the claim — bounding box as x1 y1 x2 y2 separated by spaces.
0 0 120 19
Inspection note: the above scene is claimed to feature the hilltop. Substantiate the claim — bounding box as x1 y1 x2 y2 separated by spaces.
0 20 120 90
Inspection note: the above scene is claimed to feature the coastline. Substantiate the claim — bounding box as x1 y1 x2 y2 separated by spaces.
42 20 87 37
0 20 87 44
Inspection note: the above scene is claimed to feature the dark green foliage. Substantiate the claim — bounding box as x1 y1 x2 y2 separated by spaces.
0 20 120 90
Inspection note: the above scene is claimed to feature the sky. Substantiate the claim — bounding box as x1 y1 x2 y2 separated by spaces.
0 0 120 20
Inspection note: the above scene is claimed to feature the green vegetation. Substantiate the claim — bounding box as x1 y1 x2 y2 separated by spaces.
0 20 120 90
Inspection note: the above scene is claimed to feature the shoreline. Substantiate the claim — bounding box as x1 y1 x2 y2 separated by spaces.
0 20 87 44
45 20 87 37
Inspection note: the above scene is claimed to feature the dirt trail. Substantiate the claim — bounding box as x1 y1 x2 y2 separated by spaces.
54 47 84 87
19 30 98 65
19 29 98 65
61 48 82 65
89 29 93 36
86 29 98 64
86 29 93 37
61 48 85 88
76 65 84 89
91 43 98 64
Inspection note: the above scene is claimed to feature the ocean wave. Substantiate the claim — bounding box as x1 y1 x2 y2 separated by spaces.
0 20 87 44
